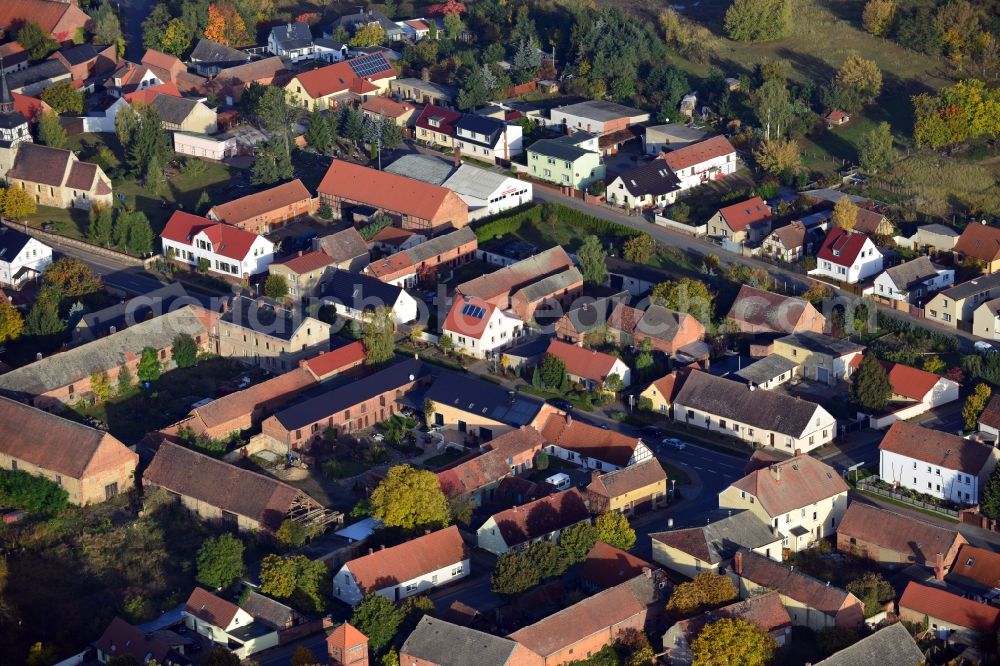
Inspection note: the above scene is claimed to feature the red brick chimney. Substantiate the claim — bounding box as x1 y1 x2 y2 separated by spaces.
454 146 462 168
733 551 744 575
769 464 781 482
934 552 946 581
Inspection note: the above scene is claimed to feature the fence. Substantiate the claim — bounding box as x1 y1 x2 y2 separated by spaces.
652 214 706 237
856 477 960 518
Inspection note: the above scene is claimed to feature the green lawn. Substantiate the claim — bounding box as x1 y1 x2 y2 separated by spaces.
423 448 467 469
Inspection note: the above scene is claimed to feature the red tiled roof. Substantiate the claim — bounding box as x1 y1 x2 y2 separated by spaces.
718 196 771 232
405 19 430 31
662 135 736 172
141 49 183 78
649 372 683 404
979 394 1000 430
951 544 1000 589
274 250 335 274
847 357 943 402
210 179 312 226
0 0 90 37
185 587 241 628
371 226 418 247
300 341 367 380
95 618 177 665
364 251 412 279
730 455 847 518
443 295 498 340
189 367 316 433
545 339 622 384
318 160 458 222
879 421 995 474
123 81 181 105
736 549 860 618
541 412 643 468
344 525 467 593
327 622 368 653
900 582 1000 633
838 503 964 566
580 541 655 588
457 246 574 303
826 110 849 123
293 56 392 99
608 303 642 334
955 224 1000 264
161 211 262 261
587 458 667 499
816 226 870 267
415 104 462 136
361 96 412 118
438 427 544 497
487 488 590 548
12 92 48 121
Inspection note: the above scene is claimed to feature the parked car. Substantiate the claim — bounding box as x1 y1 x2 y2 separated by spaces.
641 426 665 439
662 437 687 450
547 398 573 412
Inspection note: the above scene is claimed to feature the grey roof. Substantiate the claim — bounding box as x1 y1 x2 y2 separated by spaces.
220 297 318 342
455 115 504 148
443 164 513 202
605 256 674 285
0 224 32 262
315 227 369 265
58 44 102 66
425 371 543 427
528 135 593 161
0 307 208 396
734 355 799 386
401 616 519 666
775 331 864 357
803 189 868 205
915 223 960 239
635 304 691 341
384 153 455 186
554 99 646 123
323 269 404 308
189 38 250 64
151 94 202 125
673 370 825 439
270 23 313 50
274 359 428 430
937 272 1000 301
644 123 709 144
332 10 401 35
406 226 476 264
240 591 298 631
614 160 681 197
7 60 69 91
391 78 458 99
651 510 778 565
814 623 924 666
883 256 941 291
314 38 347 50
513 266 582 304
76 283 195 337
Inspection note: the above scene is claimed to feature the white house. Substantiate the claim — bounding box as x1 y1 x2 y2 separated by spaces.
476 488 591 555
173 131 239 161
160 211 274 279
672 370 836 453
879 421 999 505
267 23 315 61
442 164 532 220
442 296 524 359
453 115 523 163
719 455 849 553
810 227 883 284
322 269 419 325
606 159 681 210
541 412 654 471
313 38 349 63
0 225 52 288
870 256 954 305
849 357 960 428
332 526 469 606
661 135 739 192
545 339 632 390
183 587 278 658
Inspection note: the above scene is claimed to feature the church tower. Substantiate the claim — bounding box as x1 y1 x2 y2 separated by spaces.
0 59 31 176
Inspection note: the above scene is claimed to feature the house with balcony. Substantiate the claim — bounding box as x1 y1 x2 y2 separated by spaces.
661 135 738 192
160 211 274 279
527 133 604 190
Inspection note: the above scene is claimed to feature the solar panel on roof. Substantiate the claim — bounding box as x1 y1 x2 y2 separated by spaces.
462 303 486 319
349 54 391 78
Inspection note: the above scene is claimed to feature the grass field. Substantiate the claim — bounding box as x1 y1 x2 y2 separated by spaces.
862 154 1000 219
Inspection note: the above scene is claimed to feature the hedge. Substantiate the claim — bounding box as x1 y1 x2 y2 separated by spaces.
0 469 69 515
473 202 641 243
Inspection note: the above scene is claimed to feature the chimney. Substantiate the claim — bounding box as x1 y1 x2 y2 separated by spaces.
298 250 304 257
934 552 946 581
733 551 744 575
109 325 117 334
368 548 373 554
770 464 781 482
590 470 601 484
36 352 42 361
642 566 652 579
566 412 572 425
453 146 462 168
794 448 802 457
380 544 386 550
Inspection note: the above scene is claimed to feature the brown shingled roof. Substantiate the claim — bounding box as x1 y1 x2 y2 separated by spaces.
541 412 644 468
838 502 965 566
580 541 656 589
318 159 461 222
457 246 574 303
670 591 791 646
736 549 861 617
879 421 995 475
486 487 591 548
185 587 241 628
437 427 544 497
343 525 467 593
729 454 847 518
726 285 814 334
6 143 71 187
545 339 622 385
662 135 736 172
187 367 316 435
65 161 97 191
587 458 667 499
315 226 369 265
950 544 1000 589
209 179 312 227
955 224 1000 263
274 250 336 275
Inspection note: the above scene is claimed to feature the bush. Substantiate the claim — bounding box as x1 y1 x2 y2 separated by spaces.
0 469 69 515
472 202 640 244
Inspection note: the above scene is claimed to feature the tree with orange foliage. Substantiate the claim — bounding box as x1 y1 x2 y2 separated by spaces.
203 2 250 47
430 0 466 16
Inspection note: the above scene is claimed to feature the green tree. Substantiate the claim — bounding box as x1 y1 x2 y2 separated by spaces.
44 258 102 298
88 206 115 247
539 353 567 389
350 23 385 47
264 274 290 300
91 1 123 47
754 78 794 140
835 54 883 111
137 347 162 384
126 211 154 256
260 554 329 613
371 464 450 531
115 106 138 148
344 108 365 145
127 104 172 178
754 138 801 176
457 65 490 110
980 465 1000 519
251 138 294 185
691 617 775 666
491 550 542 595
117 365 134 394
142 3 172 49
172 333 198 368
202 647 240 666
438 333 453 353
161 17 192 56
724 0 792 42
305 109 333 153
400 594 436 634
17 22 57 61
595 512 636 551
863 0 897 36
381 649 400 666
362 307 396 365
260 554 298 598
40 82 84 114
0 298 24 344
651 278 715 326
275 519 308 550
443 13 465 40
559 521 598 564
666 572 738 618
351 592 402 652
1 186 37 221
25 642 58 666
527 541 570 580
196 533 245 589
858 122 894 173
90 370 112 402
24 288 64 337
38 111 67 148
963 382 992 431
848 353 892 412
605 373 625 393
578 235 608 285
846 572 894 618
817 626 859 656
623 234 655 264
290 646 317 666
832 196 859 231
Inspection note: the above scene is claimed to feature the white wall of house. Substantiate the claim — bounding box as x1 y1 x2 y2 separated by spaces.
720 486 847 553
872 268 955 303
267 33 315 61
880 448 994 504
672 400 835 453
812 240 883 284
444 308 524 359
0 236 52 287
174 132 238 160
454 125 523 162
162 231 274 278
332 558 470 606
670 153 738 191
184 606 255 643
605 175 679 210
544 440 653 472
924 377 960 409
325 291 418 325
476 518 588 555
81 97 130 133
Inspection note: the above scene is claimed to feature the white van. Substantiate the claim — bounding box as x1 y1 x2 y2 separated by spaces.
545 472 572 491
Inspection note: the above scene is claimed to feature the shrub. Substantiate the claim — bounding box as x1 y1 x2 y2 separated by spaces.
0 469 69 515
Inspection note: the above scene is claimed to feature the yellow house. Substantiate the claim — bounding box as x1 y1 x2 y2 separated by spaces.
283 54 396 111
414 104 462 149
771 332 864 385
424 373 556 442
640 372 681 416
650 511 782 580
926 273 1000 330
585 458 668 515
